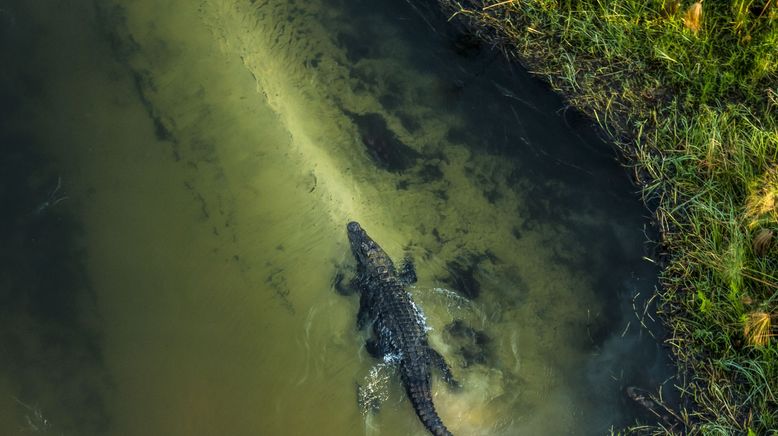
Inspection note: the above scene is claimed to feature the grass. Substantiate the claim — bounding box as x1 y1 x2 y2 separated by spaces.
435 0 777 433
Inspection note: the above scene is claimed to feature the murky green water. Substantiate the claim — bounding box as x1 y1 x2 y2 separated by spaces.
0 1 674 435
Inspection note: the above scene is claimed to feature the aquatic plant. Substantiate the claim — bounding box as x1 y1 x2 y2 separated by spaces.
436 0 777 433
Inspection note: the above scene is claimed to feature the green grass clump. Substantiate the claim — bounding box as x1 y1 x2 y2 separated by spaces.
438 0 777 433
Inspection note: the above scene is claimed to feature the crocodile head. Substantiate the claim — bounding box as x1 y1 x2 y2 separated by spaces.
347 221 394 277
347 221 374 264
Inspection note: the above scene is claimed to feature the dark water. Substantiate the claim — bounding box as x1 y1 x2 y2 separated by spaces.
0 0 675 434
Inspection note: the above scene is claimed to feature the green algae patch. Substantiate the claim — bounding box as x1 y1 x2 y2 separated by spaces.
436 0 777 433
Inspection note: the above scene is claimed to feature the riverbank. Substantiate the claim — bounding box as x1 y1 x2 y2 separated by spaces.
434 0 777 433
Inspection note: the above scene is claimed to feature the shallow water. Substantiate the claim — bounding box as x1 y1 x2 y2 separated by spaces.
0 0 674 435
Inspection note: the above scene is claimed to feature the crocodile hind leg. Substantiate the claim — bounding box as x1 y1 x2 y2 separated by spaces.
429 349 460 389
366 333 397 361
399 256 417 285
357 294 372 330
365 338 384 359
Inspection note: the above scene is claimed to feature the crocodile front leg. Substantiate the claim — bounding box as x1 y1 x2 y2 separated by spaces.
357 294 372 330
333 271 355 295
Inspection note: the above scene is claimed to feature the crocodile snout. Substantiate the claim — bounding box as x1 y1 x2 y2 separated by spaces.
347 221 362 233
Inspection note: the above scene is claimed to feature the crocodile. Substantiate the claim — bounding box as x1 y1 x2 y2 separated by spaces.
345 221 457 436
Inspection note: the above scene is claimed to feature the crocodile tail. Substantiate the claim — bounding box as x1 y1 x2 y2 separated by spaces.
407 380 453 436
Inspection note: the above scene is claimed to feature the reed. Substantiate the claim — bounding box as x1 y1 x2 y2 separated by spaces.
437 0 777 433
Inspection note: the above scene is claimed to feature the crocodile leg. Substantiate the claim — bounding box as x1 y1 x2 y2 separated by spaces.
399 256 417 285
429 349 460 389
357 294 372 330
365 338 384 359
333 271 356 295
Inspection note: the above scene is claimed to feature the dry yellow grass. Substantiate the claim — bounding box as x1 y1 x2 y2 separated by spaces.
752 228 775 256
684 1 703 34
661 0 682 17
745 167 778 228
744 311 772 347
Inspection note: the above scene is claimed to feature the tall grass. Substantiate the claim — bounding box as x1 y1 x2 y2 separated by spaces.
438 0 777 433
